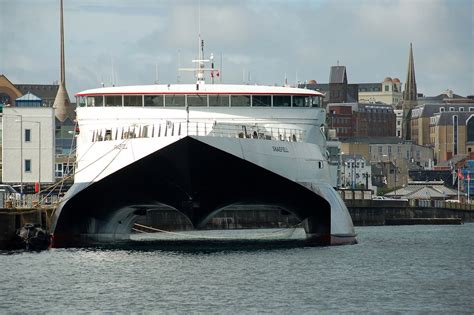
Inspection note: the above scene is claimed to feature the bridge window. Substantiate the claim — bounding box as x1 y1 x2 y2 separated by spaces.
273 95 291 107
231 95 250 107
293 96 312 107
165 95 185 107
105 95 122 106
86 96 103 107
144 95 164 106
187 94 207 106
124 95 142 106
209 94 230 106
252 95 271 107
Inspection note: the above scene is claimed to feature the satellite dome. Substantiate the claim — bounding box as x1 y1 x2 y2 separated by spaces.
308 79 317 85
383 77 393 82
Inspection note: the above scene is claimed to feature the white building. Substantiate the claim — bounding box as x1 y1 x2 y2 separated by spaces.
341 154 373 190
2 107 55 188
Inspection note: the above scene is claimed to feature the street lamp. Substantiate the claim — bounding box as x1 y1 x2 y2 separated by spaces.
17 120 41 194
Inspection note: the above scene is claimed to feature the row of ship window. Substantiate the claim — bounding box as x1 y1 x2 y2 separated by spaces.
78 94 321 108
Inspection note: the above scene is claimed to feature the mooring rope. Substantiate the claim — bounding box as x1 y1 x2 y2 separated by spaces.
133 221 304 240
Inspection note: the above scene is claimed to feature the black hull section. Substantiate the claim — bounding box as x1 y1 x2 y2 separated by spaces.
52 137 331 247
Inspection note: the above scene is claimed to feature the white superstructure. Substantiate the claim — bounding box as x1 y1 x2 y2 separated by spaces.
74 83 328 184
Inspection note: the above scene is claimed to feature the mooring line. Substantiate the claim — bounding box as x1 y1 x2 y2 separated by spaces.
133 222 303 240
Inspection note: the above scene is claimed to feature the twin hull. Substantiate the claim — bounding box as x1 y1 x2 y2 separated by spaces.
52 130 356 247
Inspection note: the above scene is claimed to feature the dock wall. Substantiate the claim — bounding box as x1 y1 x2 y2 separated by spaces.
0 208 51 249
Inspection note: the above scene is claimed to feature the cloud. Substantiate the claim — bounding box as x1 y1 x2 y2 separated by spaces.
1 0 472 97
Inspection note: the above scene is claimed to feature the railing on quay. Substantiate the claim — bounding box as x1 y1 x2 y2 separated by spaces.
0 193 60 209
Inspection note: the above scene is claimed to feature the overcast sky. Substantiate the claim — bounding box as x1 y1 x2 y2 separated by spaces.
1 0 472 97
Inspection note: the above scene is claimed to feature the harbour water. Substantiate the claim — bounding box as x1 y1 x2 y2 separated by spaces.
1 224 473 313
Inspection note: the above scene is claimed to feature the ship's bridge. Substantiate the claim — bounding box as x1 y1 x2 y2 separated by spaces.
75 84 324 108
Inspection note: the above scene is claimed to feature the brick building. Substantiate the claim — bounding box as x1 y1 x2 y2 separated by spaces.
327 102 396 138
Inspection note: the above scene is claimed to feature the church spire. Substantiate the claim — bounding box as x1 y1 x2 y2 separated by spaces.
401 43 418 141
403 43 417 102
53 0 74 122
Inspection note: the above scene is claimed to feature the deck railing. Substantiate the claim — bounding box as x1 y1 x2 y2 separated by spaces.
92 122 306 143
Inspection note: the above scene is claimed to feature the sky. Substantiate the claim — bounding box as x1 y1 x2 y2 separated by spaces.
0 0 473 98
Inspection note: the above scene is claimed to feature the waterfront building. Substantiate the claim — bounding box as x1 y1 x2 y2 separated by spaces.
2 107 56 188
384 181 458 201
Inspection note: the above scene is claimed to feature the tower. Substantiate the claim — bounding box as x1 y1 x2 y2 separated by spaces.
402 43 418 141
52 0 74 122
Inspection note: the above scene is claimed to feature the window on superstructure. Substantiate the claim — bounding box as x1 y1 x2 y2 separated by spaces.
144 95 164 106
252 95 271 107
209 95 230 106
86 96 103 107
124 95 142 106
231 95 250 107
105 95 122 106
187 94 207 106
78 96 86 107
273 95 291 107
165 95 185 106
293 96 310 107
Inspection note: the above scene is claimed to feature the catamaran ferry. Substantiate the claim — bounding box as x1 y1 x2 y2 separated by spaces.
51 49 356 247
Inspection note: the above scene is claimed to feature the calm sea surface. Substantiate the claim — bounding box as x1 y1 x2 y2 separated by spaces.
1 224 473 314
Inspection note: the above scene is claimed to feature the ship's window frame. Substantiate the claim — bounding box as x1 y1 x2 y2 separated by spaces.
86 96 104 107
209 94 230 107
230 95 251 107
124 95 143 106
187 94 208 107
105 95 122 107
144 95 164 106
273 95 291 107
165 94 185 107
252 95 271 107
293 96 312 107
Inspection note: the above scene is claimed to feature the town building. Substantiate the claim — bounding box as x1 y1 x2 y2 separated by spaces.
358 77 403 105
2 107 56 190
299 65 359 107
327 102 396 138
340 154 373 190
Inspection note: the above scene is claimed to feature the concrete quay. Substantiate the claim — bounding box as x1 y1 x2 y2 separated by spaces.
346 199 474 226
